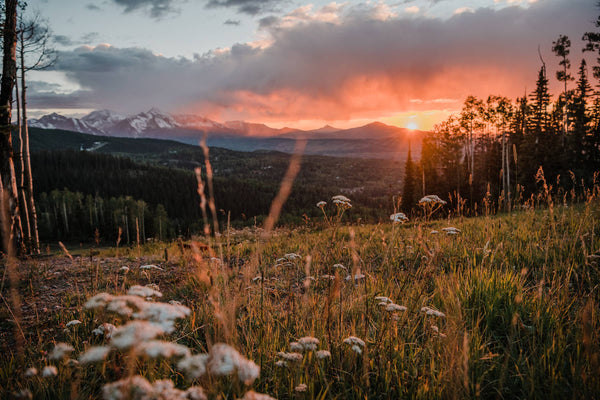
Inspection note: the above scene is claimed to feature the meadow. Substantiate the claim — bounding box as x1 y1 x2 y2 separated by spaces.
1 187 599 399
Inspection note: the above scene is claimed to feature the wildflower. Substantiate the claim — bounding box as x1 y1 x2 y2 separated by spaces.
333 263 347 270
41 366 58 378
130 299 191 333
284 253 302 261
419 195 447 205
295 383 308 392
290 342 303 352
442 227 461 235
390 212 408 224
92 323 116 338
110 321 165 350
252 276 262 282
351 345 362 354
140 264 163 271
332 195 352 208
431 325 447 338
102 376 153 400
277 352 303 362
320 274 335 280
119 266 129 273
375 296 392 304
177 354 209 379
128 285 163 298
421 306 446 318
430 230 439 234
385 303 407 312
186 386 208 400
298 336 319 351
169 300 183 306
79 346 111 364
66 319 82 327
316 201 327 208
275 360 288 368
49 343 74 361
343 336 365 348
207 343 260 384
241 391 277 400
315 350 331 359
84 293 113 309
24 368 38 377
136 340 191 359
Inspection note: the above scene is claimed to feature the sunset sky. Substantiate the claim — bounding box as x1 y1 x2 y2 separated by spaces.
27 0 597 130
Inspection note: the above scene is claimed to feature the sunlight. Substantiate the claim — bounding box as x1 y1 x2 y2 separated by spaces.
407 122 419 130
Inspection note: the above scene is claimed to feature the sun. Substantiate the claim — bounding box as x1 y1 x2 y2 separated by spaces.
406 122 419 130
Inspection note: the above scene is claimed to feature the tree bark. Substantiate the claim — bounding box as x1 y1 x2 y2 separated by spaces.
20 33 40 253
0 0 23 253
14 73 31 245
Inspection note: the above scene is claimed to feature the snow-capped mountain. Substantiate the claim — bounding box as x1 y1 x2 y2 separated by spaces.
175 114 226 131
81 110 126 133
29 113 105 135
110 108 181 137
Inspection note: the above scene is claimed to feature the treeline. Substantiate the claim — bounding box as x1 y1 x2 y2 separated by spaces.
402 30 600 214
31 150 400 242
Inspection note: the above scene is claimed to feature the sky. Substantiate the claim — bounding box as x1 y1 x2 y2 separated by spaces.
25 0 599 130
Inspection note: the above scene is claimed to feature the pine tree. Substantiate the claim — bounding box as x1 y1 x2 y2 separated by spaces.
552 35 573 143
401 143 417 213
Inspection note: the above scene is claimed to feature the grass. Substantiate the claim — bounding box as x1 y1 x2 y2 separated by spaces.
1 198 599 399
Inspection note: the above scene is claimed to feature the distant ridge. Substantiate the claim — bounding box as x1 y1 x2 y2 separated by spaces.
29 109 426 142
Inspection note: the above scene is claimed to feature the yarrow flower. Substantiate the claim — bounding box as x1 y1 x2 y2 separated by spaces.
24 368 38 377
421 306 446 318
375 296 393 304
385 303 407 312
177 354 209 380
297 336 320 352
92 323 117 338
419 195 447 205
49 343 74 361
316 201 327 208
206 343 260 385
345 273 366 281
277 352 303 362
295 384 308 392
390 212 408 224
79 346 111 364
140 264 164 271
66 319 81 327
332 195 352 209
442 227 461 235
315 350 331 359
343 336 366 351
128 285 163 298
41 366 58 378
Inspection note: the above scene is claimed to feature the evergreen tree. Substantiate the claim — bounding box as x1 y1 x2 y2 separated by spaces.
569 59 593 172
552 34 573 143
401 143 417 213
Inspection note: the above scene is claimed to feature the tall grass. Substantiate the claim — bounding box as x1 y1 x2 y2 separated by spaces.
1 177 599 398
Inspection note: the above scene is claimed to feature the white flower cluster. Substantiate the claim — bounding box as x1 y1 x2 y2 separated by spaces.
343 336 365 355
102 376 207 400
316 201 327 208
390 212 408 224
419 195 447 205
421 306 446 318
77 291 270 399
442 227 461 235
332 195 352 209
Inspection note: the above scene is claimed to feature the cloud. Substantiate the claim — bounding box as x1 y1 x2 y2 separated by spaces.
86 3 102 11
224 19 241 25
53 32 100 47
110 0 183 18
35 0 596 124
205 0 284 15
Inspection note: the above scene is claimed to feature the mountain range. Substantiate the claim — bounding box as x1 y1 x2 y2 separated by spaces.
28 108 424 159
